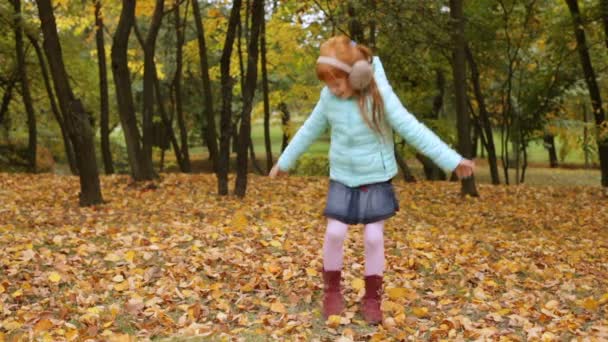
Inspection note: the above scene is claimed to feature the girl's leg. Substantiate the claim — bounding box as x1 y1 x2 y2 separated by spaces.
323 218 349 271
322 218 348 318
362 220 385 324
363 220 385 276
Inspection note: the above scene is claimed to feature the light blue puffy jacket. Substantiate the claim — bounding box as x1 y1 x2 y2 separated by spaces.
277 57 462 187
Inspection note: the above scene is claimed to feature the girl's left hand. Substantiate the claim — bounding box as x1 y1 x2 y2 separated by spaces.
454 159 475 179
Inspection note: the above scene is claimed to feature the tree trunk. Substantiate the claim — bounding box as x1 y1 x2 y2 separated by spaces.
583 105 590 168
139 0 164 179
173 0 191 172
13 0 37 172
249 137 264 174
27 33 78 175
94 0 114 174
520 143 528 183
234 0 264 197
465 44 499 184
279 102 290 152
565 0 608 187
153 64 186 172
218 0 242 195
0 77 16 130
418 69 449 181
395 148 416 183
261 16 273 173
416 153 446 180
192 0 219 172
450 0 478 196
36 0 103 206
543 134 558 168
601 0 608 49
111 0 148 181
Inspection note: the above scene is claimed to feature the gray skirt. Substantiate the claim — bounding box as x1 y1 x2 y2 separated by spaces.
323 180 399 225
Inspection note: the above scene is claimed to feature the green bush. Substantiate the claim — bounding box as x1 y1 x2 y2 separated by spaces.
292 154 329 176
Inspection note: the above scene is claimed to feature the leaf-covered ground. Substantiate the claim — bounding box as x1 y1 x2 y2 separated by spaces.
0 173 607 341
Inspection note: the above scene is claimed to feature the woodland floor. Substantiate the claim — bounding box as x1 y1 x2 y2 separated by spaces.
0 173 607 341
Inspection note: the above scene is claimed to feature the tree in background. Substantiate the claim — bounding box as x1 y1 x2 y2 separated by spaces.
12 0 37 172
36 0 104 205
565 0 608 187
450 0 478 196
94 0 114 175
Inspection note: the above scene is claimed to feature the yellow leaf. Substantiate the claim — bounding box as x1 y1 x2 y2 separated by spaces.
270 302 286 313
108 333 135 342
104 253 121 262
34 318 53 333
112 275 125 282
124 251 136 263
412 307 429 318
11 289 22 298
544 300 559 310
387 287 417 300
114 281 129 292
581 297 599 311
2 320 22 331
473 287 487 300
326 315 341 328
0 284 5 294
598 293 608 305
231 211 249 230
65 329 78 341
306 268 318 276
352 278 365 291
48 272 61 283
269 240 282 248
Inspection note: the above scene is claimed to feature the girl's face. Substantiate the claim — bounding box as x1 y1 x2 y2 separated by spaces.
325 77 354 99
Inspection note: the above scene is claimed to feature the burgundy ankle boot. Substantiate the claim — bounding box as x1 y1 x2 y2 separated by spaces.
361 275 383 324
322 269 344 318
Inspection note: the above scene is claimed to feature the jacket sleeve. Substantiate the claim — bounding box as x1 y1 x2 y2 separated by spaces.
375 60 462 172
277 88 330 171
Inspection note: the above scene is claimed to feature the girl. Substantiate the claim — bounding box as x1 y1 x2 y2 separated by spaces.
269 36 475 324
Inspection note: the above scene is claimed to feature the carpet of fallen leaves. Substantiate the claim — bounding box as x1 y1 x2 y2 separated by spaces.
0 173 607 341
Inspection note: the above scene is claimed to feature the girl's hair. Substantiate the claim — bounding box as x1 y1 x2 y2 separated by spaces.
316 36 386 137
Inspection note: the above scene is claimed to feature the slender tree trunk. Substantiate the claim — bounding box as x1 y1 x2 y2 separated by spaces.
565 0 608 187
583 105 590 168
279 102 290 152
218 0 242 195
13 0 37 172
27 34 78 174
520 143 528 183
36 0 103 205
94 0 114 174
395 143 416 183
111 0 147 181
450 0 478 196
249 137 263 174
153 65 186 171
261 16 273 173
368 0 377 49
543 134 558 168
418 69 448 181
234 0 264 197
173 0 191 172
0 78 16 129
601 0 608 49
465 44 500 184
139 0 164 179
192 0 219 172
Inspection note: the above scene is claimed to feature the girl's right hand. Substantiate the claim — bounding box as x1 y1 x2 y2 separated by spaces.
269 163 287 178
